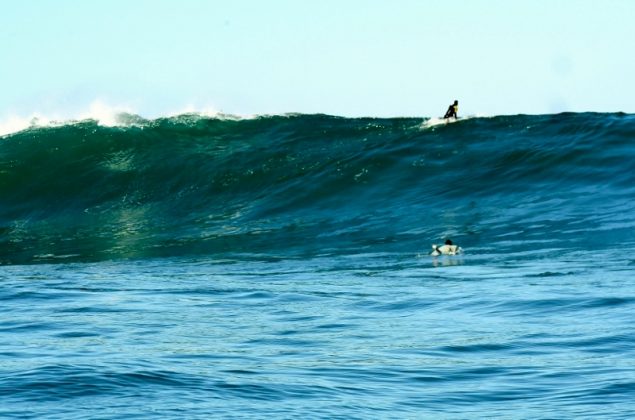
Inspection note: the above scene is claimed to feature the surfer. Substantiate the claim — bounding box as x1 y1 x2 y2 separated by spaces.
443 100 459 119
430 239 462 256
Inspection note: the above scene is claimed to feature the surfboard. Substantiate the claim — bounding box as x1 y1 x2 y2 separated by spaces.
430 244 463 256
422 117 460 129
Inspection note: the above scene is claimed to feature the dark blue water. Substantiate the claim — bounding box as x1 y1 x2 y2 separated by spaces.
1 113 635 417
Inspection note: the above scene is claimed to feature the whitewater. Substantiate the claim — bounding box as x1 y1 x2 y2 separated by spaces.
1 112 635 418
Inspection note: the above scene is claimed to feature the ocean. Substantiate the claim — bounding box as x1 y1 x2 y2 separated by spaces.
1 112 634 418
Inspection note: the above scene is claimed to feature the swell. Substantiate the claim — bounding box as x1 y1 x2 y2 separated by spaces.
1 112 634 264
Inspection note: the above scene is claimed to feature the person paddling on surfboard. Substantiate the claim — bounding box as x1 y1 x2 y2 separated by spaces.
443 100 459 119
430 239 463 256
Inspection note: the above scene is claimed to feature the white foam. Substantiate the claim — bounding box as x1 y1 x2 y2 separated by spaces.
78 100 135 127
0 113 44 136
0 100 137 136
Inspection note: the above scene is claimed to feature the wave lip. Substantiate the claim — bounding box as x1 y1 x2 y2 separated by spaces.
1 112 634 265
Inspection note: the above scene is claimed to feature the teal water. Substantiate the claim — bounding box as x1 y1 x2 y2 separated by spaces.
1 113 635 418
2 253 635 418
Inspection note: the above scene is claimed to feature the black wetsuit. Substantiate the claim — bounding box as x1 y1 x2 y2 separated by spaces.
444 103 458 119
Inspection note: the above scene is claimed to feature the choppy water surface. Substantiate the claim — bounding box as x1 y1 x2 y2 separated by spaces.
2 250 634 418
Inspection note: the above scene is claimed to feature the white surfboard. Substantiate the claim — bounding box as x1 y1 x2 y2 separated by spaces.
430 244 463 256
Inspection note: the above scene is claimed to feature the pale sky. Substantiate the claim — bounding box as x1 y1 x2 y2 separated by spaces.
1 0 634 122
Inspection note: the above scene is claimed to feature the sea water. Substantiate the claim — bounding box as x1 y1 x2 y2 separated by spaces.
1 113 635 418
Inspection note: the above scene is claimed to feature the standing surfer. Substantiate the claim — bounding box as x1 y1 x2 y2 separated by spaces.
444 100 459 119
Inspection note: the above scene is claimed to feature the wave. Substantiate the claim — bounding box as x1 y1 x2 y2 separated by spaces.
1 112 634 265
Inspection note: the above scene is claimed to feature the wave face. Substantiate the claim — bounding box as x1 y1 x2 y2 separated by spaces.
1 112 634 264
